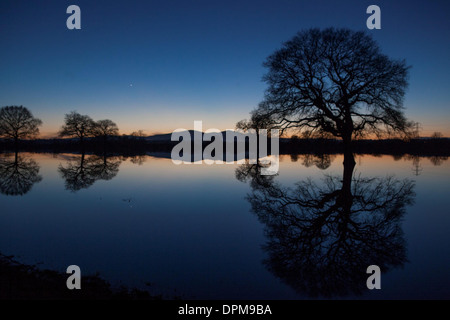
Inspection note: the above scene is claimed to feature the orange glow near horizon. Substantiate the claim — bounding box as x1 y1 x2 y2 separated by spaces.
37 128 450 139
34 112 450 139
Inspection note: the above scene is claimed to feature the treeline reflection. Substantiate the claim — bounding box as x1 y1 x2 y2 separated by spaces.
0 152 156 196
0 152 446 198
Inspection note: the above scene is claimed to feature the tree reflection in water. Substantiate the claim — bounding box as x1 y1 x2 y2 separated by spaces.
0 153 42 196
237 155 415 298
300 154 336 170
58 153 121 192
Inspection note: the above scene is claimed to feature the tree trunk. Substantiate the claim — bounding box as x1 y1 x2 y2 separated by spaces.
256 130 260 159
80 151 86 170
342 134 356 197
342 135 355 167
342 155 355 196
339 150 356 220
14 136 18 153
80 135 85 152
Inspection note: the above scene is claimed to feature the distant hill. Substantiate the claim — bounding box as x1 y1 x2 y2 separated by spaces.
145 130 290 143
1 133 449 157
144 133 172 142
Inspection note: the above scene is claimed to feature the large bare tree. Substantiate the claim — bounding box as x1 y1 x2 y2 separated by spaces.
0 106 42 147
255 28 412 165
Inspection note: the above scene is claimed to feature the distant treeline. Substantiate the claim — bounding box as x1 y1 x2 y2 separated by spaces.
284 137 450 157
1 136 449 157
0 136 171 155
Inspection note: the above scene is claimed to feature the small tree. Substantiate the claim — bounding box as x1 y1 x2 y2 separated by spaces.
236 111 277 157
130 130 146 138
431 132 443 139
236 110 276 133
59 111 95 145
93 119 119 143
0 106 42 148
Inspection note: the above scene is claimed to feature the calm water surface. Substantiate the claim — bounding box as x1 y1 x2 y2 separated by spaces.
0 152 449 299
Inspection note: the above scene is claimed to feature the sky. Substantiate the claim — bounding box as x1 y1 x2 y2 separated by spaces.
0 0 449 137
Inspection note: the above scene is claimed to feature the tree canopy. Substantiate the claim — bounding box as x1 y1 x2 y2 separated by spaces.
59 111 95 142
94 119 119 137
253 28 413 142
93 119 119 142
0 106 42 143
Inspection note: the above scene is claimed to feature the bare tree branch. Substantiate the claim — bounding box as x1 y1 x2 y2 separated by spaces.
253 28 411 143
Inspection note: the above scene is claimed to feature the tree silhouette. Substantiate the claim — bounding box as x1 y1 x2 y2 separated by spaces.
58 153 121 192
430 132 443 139
0 153 42 196
236 110 277 133
0 106 42 149
93 119 119 143
254 28 413 166
130 130 146 138
59 111 95 146
238 155 415 297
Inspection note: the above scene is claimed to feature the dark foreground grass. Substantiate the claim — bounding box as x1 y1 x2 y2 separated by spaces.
0 253 163 300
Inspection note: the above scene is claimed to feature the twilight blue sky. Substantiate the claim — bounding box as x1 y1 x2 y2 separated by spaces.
0 0 449 136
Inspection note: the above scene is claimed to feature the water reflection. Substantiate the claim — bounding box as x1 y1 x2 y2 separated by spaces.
58 153 121 192
428 156 447 166
120 155 147 166
300 154 336 170
237 155 416 298
0 152 42 196
235 160 276 190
